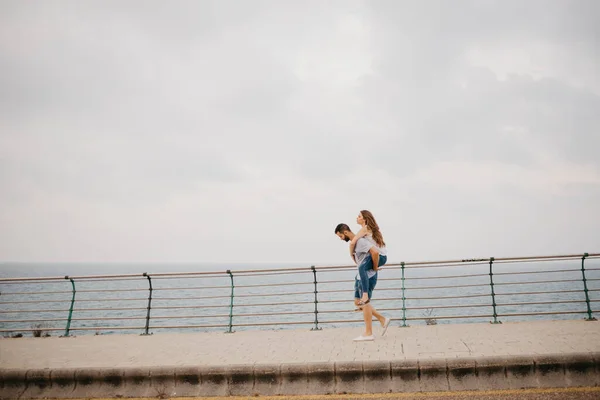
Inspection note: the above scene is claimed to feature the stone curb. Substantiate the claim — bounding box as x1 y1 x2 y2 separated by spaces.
1 353 598 399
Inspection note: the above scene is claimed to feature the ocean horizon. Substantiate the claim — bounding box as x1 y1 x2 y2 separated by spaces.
0 261 322 279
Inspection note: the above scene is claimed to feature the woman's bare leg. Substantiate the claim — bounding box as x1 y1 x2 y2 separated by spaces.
371 307 386 326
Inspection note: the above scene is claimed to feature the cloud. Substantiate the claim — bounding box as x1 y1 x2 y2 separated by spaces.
0 0 598 264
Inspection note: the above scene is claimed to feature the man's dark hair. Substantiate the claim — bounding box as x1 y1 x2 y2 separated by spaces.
335 223 351 234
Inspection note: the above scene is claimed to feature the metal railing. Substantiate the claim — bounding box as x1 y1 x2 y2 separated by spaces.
0 252 598 336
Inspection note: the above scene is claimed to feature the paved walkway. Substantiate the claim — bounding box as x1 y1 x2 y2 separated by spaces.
1 320 599 399
1 320 599 369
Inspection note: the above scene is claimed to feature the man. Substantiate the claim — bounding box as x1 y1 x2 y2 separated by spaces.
335 223 392 341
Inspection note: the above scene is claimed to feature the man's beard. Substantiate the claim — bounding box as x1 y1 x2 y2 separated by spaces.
344 236 350 242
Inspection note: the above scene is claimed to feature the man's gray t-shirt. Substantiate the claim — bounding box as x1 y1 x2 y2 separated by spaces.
354 237 378 280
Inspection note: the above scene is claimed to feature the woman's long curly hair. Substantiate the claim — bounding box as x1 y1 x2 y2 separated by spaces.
361 210 385 247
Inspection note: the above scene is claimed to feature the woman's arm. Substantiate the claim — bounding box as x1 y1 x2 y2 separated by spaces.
349 226 370 259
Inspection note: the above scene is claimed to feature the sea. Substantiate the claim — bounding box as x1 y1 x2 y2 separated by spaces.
1 257 598 337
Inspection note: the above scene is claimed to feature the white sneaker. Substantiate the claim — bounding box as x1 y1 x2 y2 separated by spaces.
353 335 375 342
381 318 392 336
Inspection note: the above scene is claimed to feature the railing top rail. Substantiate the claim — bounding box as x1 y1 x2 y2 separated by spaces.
1 252 598 283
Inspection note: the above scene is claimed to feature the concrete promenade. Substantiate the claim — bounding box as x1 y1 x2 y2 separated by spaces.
1 320 599 398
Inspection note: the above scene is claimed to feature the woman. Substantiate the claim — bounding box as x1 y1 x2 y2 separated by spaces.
349 210 388 305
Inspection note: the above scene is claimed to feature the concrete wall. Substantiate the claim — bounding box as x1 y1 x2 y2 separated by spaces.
1 353 598 399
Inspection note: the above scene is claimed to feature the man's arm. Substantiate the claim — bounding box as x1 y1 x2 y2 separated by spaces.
369 246 380 271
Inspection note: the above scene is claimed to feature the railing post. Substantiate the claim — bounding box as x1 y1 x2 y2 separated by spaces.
62 276 76 337
310 265 321 331
401 262 408 327
488 257 501 324
226 270 235 333
581 253 597 321
142 273 153 335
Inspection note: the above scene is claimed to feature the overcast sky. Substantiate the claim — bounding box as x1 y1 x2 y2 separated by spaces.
0 0 598 266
